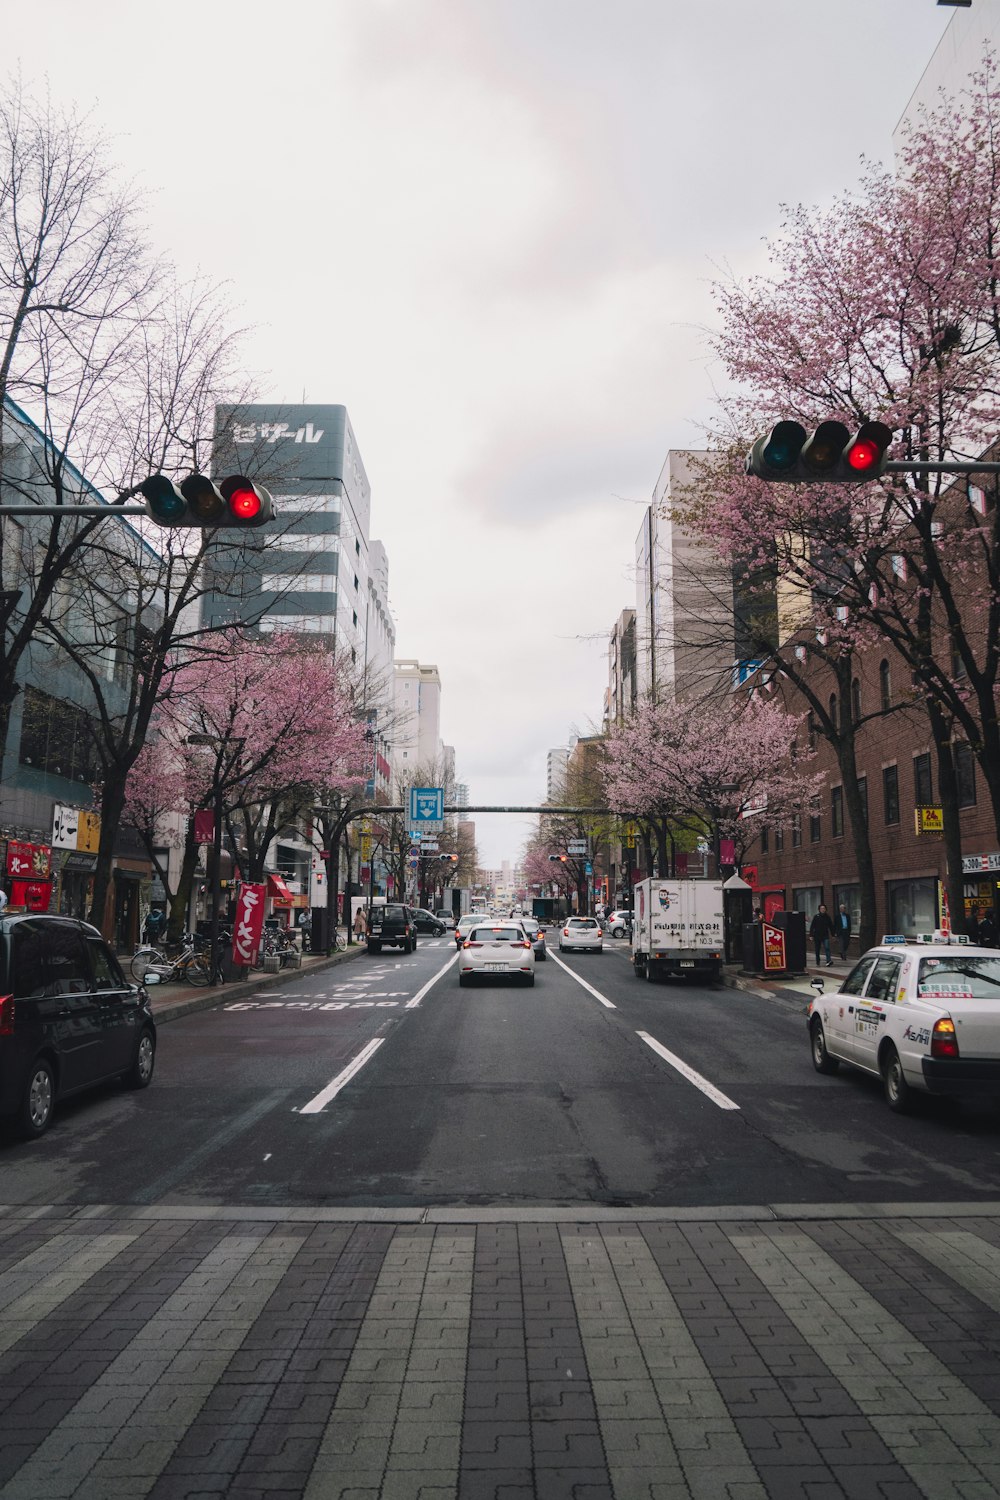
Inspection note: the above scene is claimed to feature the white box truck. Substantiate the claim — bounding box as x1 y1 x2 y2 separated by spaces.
631 878 725 983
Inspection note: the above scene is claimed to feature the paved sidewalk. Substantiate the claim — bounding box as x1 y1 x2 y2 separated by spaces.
3 1201 1000 1497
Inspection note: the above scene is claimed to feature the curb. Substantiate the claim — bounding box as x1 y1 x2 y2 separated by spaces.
150 943 366 1024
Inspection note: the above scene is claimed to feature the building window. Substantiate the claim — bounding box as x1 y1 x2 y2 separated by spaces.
831 785 844 839
913 752 933 806
879 659 891 712
883 764 900 825
761 827 769 853
858 774 868 825
809 798 821 843
851 678 861 724
774 827 784 852
956 743 977 807
791 812 802 848
355 538 361 554
887 876 938 937
833 882 860 938
352 611 358 627
17 687 97 783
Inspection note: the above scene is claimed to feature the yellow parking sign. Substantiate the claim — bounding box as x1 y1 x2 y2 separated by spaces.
915 806 943 834
625 821 637 849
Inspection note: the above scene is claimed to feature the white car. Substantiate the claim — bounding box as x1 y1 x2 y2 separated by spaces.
607 910 632 937
434 909 456 930
459 922 535 987
558 917 604 953
807 935 1000 1112
454 913 481 947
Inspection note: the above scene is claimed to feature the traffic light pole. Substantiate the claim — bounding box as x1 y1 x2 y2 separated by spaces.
0 505 148 516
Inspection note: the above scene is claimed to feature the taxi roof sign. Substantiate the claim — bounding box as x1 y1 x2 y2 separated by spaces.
881 932 969 946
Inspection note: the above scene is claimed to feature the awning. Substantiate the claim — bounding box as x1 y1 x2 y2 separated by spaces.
267 873 294 903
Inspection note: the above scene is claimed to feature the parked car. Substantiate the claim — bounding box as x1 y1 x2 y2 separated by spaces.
411 909 447 936
607 910 632 937
0 915 157 1139
434 909 456 930
458 922 536 987
558 917 604 953
808 936 1000 1112
366 903 417 954
519 917 547 961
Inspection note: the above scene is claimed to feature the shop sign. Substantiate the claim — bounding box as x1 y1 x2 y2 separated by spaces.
52 806 102 853
763 922 786 971
232 882 266 966
915 806 944 834
741 864 759 889
719 837 736 866
10 879 52 912
62 852 98 874
963 852 1000 873
6 840 51 879
77 812 100 853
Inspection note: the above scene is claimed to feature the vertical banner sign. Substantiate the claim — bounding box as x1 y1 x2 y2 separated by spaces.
719 837 736 867
939 881 951 936
232 882 267 967
763 922 786 971
194 810 215 844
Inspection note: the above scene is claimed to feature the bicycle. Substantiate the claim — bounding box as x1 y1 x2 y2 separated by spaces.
130 937 212 986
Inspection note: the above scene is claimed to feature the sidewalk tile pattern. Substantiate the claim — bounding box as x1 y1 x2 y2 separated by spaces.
2 1208 1000 1496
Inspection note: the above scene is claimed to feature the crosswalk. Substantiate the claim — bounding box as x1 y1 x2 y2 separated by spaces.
2 1207 1000 1497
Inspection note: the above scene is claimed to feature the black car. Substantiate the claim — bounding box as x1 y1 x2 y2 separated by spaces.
412 908 447 936
366 903 417 953
0 915 156 1139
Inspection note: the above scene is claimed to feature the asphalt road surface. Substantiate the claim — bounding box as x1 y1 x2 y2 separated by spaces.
5 932 1000 1209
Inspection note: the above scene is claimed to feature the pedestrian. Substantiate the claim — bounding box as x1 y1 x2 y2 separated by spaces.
836 902 852 961
142 907 165 944
809 904 835 967
0 887 7 915
353 905 367 938
979 910 997 948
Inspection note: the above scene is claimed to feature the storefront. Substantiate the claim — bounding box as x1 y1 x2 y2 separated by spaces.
5 840 54 913
57 850 98 918
267 872 295 925
962 853 1000 928
885 875 939 936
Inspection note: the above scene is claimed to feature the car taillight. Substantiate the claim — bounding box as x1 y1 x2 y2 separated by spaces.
0 995 13 1037
931 1018 960 1059
464 940 482 948
522 940 531 949
563 928 570 936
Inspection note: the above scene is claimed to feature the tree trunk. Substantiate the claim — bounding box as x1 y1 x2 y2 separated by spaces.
88 768 129 941
929 707 968 936
837 735 878 954
168 824 203 944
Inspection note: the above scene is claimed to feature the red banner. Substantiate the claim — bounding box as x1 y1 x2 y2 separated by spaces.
231 882 266 967
10 879 52 912
6 840 51 879
719 837 736 867
741 864 759 889
675 852 688 876
194 810 215 844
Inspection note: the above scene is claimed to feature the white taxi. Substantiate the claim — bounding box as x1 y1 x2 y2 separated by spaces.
458 922 535 987
807 934 1000 1112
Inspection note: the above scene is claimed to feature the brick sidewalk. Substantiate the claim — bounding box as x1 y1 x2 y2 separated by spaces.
3 1202 1000 1497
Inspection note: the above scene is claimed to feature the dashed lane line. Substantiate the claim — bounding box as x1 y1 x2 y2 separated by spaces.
548 950 616 1007
299 1038 386 1114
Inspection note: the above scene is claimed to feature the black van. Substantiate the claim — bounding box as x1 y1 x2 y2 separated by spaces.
0 915 156 1139
366 903 417 954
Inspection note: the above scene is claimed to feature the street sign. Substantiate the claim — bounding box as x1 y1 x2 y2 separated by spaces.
568 840 587 854
408 785 444 833
624 822 636 849
420 841 439 852
360 836 372 860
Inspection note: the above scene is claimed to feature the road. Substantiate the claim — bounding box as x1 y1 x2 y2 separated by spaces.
5 930 1000 1209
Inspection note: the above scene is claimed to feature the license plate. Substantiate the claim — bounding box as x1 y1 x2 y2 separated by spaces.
485 963 506 972
680 961 695 968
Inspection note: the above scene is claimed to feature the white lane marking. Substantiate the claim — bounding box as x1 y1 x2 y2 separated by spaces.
263 1153 271 1162
637 1031 740 1111
549 951 616 1008
406 948 460 1008
299 1038 386 1114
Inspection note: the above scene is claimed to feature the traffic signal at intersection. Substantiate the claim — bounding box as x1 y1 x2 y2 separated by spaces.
745 420 893 484
140 473 274 528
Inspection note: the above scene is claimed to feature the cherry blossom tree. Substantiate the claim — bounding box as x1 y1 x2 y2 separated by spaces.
604 692 816 873
680 52 1000 937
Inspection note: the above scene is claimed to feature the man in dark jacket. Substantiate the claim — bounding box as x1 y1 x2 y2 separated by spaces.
979 911 997 948
835 902 852 960
810 904 835 967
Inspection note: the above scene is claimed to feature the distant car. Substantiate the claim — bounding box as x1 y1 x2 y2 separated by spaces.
455 913 481 947
0 915 156 1139
434 909 456 930
519 917 547 961
411 909 447 936
459 922 536 987
558 917 604 953
366 903 417 954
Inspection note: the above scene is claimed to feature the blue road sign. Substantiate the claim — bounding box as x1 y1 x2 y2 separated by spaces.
409 786 444 823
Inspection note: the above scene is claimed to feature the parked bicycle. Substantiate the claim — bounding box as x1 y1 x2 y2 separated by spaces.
130 935 212 986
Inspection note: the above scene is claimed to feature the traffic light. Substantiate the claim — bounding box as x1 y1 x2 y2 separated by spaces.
548 854 568 863
140 473 274 527
745 420 893 483
439 853 458 864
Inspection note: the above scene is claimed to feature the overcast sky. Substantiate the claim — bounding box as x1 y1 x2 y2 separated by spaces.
9 1 962 864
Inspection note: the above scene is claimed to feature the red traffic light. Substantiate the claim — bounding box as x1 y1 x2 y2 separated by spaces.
219 475 272 526
845 421 893 475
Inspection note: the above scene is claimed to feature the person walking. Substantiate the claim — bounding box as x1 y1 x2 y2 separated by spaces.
353 905 367 938
979 910 997 948
810 903 835 967
835 902 852 961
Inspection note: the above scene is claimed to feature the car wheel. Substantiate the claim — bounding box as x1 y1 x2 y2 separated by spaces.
367 941 382 954
810 1018 839 1075
881 1043 912 1114
645 961 657 983
18 1058 55 1139
126 1028 156 1090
